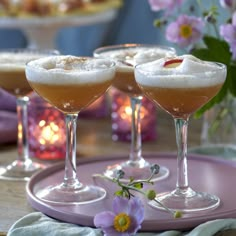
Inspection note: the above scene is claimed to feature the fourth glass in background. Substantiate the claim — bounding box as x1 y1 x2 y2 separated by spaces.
0 49 58 181
94 44 176 182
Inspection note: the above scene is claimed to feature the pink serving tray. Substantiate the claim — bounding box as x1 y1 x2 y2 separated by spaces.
26 153 236 232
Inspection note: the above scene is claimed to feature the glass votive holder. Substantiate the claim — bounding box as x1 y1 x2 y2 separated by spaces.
80 95 109 119
28 93 66 160
111 89 157 142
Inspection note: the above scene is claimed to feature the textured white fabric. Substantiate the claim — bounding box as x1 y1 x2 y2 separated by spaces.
7 212 236 236
7 212 103 236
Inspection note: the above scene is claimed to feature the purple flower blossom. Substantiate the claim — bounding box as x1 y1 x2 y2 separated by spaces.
165 14 205 48
220 12 236 59
220 0 236 12
148 0 184 12
94 196 144 236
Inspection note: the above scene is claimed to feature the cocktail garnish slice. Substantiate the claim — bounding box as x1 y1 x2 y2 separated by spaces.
163 59 183 68
118 59 134 67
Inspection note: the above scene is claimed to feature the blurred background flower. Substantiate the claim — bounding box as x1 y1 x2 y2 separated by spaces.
148 0 184 13
165 14 205 48
148 0 236 117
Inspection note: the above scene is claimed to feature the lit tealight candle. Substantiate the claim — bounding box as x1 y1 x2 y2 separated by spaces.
111 89 157 142
39 121 62 145
28 93 66 160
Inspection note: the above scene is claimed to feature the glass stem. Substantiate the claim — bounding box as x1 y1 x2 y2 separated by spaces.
63 113 80 188
174 118 189 192
16 96 30 163
129 96 143 162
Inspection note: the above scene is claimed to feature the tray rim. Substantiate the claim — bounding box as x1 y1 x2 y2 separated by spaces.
26 152 236 232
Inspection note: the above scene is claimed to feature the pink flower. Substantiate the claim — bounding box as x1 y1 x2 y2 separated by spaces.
94 196 144 236
148 0 184 12
166 14 205 48
220 0 236 12
220 12 236 59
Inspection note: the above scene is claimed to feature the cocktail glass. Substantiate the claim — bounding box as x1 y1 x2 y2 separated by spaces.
25 55 115 204
134 56 227 212
94 44 175 181
0 49 58 181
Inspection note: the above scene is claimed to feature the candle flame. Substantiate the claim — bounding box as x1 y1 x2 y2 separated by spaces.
18 124 22 139
38 120 62 145
120 105 147 120
125 106 132 116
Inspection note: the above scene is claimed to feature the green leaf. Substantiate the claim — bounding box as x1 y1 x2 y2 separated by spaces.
228 64 236 96
191 35 231 64
129 177 134 182
133 183 143 189
115 190 123 196
191 35 231 118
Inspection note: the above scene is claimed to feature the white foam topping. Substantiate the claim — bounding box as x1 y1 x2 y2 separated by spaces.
135 54 227 88
96 47 175 72
0 52 50 71
26 55 116 85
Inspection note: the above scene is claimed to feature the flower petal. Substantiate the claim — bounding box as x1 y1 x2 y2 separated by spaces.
166 14 204 48
220 24 236 43
128 197 144 224
94 211 115 228
127 216 142 235
148 0 184 12
113 196 130 214
102 226 126 236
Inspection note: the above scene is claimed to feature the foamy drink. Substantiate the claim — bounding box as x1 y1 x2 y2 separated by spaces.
94 45 175 96
135 55 226 118
26 55 115 114
0 52 54 97
135 54 227 212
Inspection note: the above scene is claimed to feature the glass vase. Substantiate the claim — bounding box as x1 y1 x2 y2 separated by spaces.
196 94 236 159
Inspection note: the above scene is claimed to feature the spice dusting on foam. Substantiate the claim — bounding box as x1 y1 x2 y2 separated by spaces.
26 55 116 85
98 47 176 72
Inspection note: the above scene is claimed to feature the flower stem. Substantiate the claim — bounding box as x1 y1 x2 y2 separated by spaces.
93 171 182 218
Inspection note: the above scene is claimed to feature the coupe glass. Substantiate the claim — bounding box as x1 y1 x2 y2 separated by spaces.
0 49 58 181
94 44 175 181
135 56 227 212
25 55 115 204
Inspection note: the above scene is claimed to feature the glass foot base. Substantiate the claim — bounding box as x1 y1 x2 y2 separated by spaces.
149 188 220 213
36 182 106 205
0 160 44 181
104 159 169 182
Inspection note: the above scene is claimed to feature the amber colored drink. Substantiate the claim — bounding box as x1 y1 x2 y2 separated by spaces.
135 56 227 213
25 55 115 114
113 71 142 96
25 55 115 204
0 51 57 97
139 83 223 118
0 69 32 97
94 45 176 97
29 80 112 114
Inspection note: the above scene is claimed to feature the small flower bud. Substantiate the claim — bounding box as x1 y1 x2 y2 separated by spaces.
205 14 216 24
189 5 195 12
174 211 183 218
154 19 166 28
116 170 125 179
146 190 156 200
150 164 160 175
